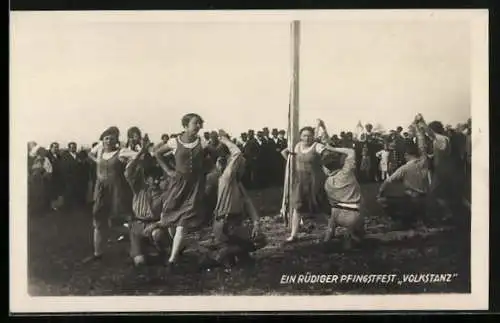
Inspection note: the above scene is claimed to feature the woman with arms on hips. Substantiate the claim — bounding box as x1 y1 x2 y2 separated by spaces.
148 113 210 269
83 127 138 263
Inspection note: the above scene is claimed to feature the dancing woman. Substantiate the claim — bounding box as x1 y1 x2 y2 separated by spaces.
149 113 209 268
280 122 330 242
83 127 138 263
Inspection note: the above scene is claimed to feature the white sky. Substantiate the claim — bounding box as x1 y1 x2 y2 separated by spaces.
10 12 471 148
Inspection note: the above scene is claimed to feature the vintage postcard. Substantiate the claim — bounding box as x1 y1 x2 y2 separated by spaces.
10 9 489 312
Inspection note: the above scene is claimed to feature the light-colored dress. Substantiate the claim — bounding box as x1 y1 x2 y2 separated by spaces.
376 150 390 172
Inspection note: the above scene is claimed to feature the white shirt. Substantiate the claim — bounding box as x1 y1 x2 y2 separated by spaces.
90 141 138 160
376 149 390 171
324 148 361 206
163 136 209 155
294 142 326 155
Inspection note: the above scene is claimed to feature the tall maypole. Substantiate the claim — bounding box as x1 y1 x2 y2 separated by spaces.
280 20 301 227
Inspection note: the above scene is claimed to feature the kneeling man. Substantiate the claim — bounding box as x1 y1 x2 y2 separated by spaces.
125 139 170 267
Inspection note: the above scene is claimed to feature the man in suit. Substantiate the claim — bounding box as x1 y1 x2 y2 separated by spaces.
62 142 85 210
268 128 282 186
277 130 287 149
206 131 229 169
47 142 64 211
262 127 271 143
275 130 288 186
238 132 248 151
256 131 269 188
360 124 380 182
243 130 260 189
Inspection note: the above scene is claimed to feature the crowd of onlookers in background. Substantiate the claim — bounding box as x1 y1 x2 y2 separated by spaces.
27 119 471 216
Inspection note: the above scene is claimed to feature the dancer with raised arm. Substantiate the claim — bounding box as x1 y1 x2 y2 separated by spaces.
413 114 468 225
124 135 170 267
202 129 264 269
316 119 365 250
83 127 138 263
376 114 431 230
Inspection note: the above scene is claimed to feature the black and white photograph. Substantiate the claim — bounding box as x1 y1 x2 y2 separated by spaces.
10 10 489 312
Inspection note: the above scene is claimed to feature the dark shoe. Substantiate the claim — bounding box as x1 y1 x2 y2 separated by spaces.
82 254 103 264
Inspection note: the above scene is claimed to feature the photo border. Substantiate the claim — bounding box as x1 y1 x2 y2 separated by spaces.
9 9 489 313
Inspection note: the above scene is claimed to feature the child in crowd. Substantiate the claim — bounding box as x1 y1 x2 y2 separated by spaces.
376 143 390 181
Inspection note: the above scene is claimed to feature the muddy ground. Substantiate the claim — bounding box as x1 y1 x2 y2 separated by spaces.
28 183 470 296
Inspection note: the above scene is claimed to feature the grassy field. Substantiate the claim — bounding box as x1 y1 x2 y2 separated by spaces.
27 183 470 296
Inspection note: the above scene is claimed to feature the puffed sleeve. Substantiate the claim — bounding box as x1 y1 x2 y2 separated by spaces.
315 142 326 154
166 137 178 152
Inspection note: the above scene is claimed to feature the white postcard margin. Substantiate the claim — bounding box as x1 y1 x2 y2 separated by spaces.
9 9 489 312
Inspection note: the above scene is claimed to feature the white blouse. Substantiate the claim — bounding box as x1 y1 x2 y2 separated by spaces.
294 142 326 155
164 136 209 154
90 141 138 161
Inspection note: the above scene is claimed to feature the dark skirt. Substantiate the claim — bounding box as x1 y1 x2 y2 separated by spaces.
161 172 208 232
290 168 328 215
430 165 463 202
92 178 132 224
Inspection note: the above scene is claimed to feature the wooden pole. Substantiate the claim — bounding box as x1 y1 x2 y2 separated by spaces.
281 20 301 227
290 20 300 152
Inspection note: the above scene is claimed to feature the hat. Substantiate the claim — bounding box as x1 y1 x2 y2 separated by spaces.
278 130 286 135
271 128 278 135
100 126 119 140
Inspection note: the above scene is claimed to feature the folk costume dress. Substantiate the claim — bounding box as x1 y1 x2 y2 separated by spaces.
290 141 329 215
160 136 209 232
92 147 135 228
